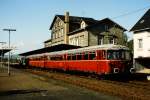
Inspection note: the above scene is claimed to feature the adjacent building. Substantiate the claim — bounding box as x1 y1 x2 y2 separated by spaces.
44 12 127 47
130 9 150 73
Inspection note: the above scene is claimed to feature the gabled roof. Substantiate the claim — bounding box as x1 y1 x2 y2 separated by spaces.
68 18 127 35
96 18 127 31
130 9 150 32
49 15 96 30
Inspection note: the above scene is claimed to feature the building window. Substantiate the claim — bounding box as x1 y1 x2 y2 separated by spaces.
58 31 61 38
70 38 75 45
59 21 61 26
75 37 79 46
81 22 85 28
61 28 64 36
79 35 84 46
55 32 58 38
138 39 143 48
69 38 73 45
99 36 103 45
108 38 114 44
105 25 109 31
60 21 63 26
53 33 55 39
72 38 75 45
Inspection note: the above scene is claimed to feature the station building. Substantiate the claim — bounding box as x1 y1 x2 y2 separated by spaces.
44 12 127 47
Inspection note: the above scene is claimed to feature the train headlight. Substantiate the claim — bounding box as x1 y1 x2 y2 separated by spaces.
114 68 119 73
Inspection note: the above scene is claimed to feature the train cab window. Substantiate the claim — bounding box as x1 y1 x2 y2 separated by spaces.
84 53 89 60
72 54 76 60
89 52 96 60
107 50 114 60
120 51 125 60
107 50 127 60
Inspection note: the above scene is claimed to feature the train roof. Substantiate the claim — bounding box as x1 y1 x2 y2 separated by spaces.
27 45 129 58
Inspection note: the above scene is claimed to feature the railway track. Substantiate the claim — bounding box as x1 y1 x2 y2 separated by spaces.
22 68 150 100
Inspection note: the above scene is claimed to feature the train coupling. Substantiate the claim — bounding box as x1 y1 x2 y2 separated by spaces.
114 68 119 73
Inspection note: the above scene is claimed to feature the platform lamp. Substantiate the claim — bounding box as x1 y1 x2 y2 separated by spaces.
3 29 16 76
0 42 6 68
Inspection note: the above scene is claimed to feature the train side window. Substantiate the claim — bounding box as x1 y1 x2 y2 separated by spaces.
72 54 76 60
77 53 82 60
62 55 65 60
51 56 63 61
84 53 89 60
51 56 56 60
89 52 96 60
103 51 106 59
67 55 72 60
48 56 51 60
51 56 55 60
57 56 63 60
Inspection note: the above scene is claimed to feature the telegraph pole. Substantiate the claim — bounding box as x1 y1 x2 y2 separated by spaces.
3 29 16 76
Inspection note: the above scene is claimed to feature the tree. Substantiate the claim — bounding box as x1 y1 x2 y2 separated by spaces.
127 39 133 52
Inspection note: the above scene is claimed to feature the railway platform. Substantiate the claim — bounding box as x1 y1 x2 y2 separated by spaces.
0 65 121 100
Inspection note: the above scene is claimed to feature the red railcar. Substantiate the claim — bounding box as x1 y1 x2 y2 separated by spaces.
27 45 132 75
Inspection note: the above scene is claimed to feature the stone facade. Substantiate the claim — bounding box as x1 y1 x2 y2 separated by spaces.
69 31 88 47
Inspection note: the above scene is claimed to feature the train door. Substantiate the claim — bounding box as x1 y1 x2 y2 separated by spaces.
97 50 107 74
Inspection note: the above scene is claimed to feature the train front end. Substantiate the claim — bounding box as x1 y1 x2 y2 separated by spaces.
107 49 132 74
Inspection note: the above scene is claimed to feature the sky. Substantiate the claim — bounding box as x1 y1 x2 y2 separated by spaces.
0 0 150 54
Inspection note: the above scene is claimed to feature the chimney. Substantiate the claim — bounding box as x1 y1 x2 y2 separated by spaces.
64 11 69 44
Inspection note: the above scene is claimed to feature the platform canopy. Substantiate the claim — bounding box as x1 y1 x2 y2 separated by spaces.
0 48 12 56
19 44 81 56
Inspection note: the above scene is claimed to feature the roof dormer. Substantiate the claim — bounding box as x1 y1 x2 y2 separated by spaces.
80 21 87 28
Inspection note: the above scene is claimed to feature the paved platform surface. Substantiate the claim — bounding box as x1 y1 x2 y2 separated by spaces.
0 65 121 100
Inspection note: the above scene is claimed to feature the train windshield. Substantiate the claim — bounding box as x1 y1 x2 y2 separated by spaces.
107 50 130 60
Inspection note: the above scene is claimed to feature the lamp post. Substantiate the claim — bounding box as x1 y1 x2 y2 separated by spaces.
3 29 16 76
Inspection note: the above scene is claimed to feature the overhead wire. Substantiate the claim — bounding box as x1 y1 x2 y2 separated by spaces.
111 5 150 19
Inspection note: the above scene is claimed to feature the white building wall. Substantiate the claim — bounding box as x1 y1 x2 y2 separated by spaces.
134 31 150 58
